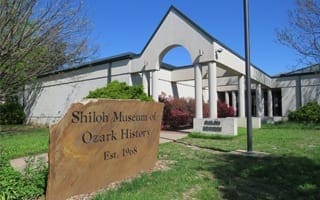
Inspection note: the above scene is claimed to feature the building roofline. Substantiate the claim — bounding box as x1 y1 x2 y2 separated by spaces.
38 52 139 78
139 6 273 78
39 6 273 79
273 63 320 78
274 71 320 78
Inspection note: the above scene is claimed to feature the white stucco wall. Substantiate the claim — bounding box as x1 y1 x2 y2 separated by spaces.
274 74 320 116
21 7 320 126
157 68 195 100
214 42 273 88
132 9 215 72
281 87 296 116
301 74 320 105
25 60 131 125
24 58 320 125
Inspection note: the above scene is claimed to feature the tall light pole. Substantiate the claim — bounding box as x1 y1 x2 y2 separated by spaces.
243 0 253 152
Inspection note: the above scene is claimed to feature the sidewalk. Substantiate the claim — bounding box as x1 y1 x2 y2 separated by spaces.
10 130 191 172
159 129 191 143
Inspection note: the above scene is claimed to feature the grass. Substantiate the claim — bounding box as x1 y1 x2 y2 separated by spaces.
95 123 320 200
95 143 223 200
0 125 49 200
95 141 320 199
0 125 49 159
182 124 320 162
0 122 319 199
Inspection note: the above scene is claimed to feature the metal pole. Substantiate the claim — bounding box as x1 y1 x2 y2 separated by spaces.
243 0 253 152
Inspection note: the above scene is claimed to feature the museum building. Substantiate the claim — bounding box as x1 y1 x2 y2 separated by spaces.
23 6 320 126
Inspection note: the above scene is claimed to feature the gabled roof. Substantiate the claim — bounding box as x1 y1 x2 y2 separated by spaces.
140 6 217 55
278 64 320 77
140 6 272 78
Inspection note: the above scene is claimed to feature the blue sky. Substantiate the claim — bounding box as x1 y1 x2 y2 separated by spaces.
85 0 298 75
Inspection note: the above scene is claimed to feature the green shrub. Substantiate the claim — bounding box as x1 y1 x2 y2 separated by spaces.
86 81 152 101
0 98 25 125
0 148 48 200
288 101 320 123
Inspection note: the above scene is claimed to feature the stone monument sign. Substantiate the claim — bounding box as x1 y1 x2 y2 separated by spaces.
46 99 163 200
193 118 237 136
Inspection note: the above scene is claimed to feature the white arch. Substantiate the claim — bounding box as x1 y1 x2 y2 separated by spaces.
131 7 215 71
159 44 192 66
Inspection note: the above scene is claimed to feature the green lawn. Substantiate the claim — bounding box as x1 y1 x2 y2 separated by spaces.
0 126 49 159
184 124 320 162
96 142 320 200
0 125 49 199
96 123 320 200
0 123 319 199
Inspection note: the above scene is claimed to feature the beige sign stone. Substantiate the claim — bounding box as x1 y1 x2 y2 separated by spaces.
46 99 163 200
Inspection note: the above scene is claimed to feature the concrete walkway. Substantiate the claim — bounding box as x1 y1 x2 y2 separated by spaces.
10 153 49 172
159 129 190 143
10 129 269 172
10 130 190 172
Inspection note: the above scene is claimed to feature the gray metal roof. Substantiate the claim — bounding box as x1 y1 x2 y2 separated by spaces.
38 52 138 78
278 64 320 77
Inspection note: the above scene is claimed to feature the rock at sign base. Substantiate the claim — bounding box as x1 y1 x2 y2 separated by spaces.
46 99 163 200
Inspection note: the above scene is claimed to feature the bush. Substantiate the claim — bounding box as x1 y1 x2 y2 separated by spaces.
0 97 25 125
160 96 194 129
0 149 48 200
159 93 235 129
218 100 235 118
288 101 320 123
86 80 152 101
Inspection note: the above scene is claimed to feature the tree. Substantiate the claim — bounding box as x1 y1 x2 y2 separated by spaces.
277 0 320 65
0 0 95 97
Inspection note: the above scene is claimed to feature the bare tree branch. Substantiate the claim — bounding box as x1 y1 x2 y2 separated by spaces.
0 0 96 97
276 0 320 66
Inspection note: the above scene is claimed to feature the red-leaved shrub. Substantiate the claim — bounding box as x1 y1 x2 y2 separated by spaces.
159 94 192 129
218 100 235 117
159 93 235 130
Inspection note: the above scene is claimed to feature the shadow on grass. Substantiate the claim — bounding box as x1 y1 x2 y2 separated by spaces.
176 140 230 153
202 154 320 200
0 125 32 133
188 132 235 140
262 122 320 130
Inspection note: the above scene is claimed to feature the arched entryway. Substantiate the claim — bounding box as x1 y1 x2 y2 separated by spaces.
150 43 218 119
161 46 192 67
157 45 193 98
